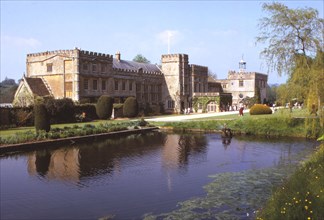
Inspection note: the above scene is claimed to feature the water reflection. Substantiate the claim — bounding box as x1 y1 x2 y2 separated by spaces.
1 132 317 220
221 137 232 148
26 132 208 183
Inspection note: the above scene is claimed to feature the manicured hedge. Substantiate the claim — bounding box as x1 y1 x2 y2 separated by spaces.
123 97 138 118
250 104 272 115
44 98 75 124
75 104 98 121
0 107 34 128
34 103 50 132
96 95 113 119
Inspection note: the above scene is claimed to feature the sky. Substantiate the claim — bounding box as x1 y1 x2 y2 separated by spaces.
1 0 323 85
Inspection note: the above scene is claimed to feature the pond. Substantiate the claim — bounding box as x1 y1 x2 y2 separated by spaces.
0 131 317 219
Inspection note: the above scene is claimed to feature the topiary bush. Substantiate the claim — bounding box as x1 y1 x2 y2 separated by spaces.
34 103 50 133
75 103 98 121
96 95 113 119
44 97 75 124
123 97 139 118
249 104 272 115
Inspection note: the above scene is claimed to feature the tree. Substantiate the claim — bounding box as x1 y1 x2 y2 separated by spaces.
96 95 113 119
208 70 217 80
132 54 151 63
256 2 323 76
34 103 50 133
123 97 139 118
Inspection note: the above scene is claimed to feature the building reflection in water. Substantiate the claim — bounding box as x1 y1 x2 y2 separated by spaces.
28 148 80 182
162 133 207 191
27 132 208 188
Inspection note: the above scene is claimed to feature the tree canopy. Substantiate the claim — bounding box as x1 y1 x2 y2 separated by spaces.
132 54 151 64
257 3 323 127
256 2 323 76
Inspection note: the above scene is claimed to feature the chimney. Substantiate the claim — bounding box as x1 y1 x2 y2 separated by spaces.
115 51 121 61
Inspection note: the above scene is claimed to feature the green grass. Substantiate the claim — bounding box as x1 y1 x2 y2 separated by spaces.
1 108 322 140
190 108 309 120
257 143 324 220
0 119 146 145
0 119 128 138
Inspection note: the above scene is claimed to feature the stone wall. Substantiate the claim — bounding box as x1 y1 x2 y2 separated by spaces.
161 54 189 113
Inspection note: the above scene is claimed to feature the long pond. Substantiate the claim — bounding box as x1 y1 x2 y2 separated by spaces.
0 131 317 219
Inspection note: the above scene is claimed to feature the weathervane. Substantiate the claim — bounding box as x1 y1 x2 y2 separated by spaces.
239 54 246 73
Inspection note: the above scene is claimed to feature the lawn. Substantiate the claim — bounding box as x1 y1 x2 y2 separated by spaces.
190 107 309 120
0 119 129 138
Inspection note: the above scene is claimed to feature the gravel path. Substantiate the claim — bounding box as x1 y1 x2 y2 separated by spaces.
146 110 249 122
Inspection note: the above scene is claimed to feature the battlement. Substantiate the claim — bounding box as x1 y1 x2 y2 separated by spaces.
27 49 114 59
27 49 77 57
191 64 208 70
80 50 113 58
228 70 267 77
161 54 188 62
112 67 162 75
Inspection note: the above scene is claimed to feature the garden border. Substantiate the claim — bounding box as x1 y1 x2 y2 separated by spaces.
0 127 159 154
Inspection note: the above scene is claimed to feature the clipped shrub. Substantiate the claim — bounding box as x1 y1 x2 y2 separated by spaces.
34 103 50 132
123 97 138 118
0 108 11 127
96 95 113 119
75 104 98 121
15 107 34 126
44 97 75 123
249 104 272 115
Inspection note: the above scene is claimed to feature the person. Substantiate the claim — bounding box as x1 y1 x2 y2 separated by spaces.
81 112 86 122
239 107 244 116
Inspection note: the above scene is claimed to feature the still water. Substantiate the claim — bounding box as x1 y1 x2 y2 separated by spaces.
0 131 317 219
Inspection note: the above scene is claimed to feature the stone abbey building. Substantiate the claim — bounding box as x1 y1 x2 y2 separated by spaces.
14 48 267 113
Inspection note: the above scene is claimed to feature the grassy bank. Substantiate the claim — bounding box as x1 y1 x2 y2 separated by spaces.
152 115 321 138
0 120 148 145
257 143 324 220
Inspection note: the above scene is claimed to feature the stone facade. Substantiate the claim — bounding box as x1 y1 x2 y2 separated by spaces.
15 48 235 113
217 60 268 108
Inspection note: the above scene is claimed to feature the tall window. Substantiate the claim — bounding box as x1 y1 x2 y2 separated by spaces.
92 64 97 72
239 80 244 87
101 64 106 73
167 100 175 109
122 81 126 90
102 80 106 90
83 63 88 71
129 81 133 91
93 80 98 90
84 79 89 90
47 63 53 72
115 80 119 90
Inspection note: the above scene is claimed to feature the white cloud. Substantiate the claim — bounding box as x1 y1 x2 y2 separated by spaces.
2 35 41 48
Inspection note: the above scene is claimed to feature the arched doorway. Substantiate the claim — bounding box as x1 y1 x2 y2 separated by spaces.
206 101 218 112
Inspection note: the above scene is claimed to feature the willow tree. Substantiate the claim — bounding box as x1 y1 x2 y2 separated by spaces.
257 3 324 135
256 2 323 76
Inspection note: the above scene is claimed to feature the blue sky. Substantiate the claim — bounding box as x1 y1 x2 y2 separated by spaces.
1 1 323 84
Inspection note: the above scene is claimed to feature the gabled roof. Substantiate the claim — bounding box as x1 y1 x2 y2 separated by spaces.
25 78 51 96
113 59 161 73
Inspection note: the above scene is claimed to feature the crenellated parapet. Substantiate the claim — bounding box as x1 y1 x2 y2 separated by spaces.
79 50 113 59
191 64 208 72
112 67 163 75
161 54 188 63
27 49 77 57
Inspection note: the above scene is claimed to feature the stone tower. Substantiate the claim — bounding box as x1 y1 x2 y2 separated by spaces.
161 54 190 113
